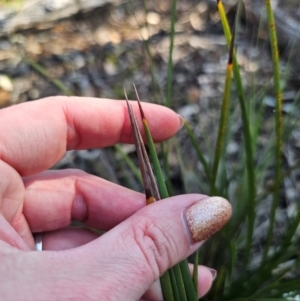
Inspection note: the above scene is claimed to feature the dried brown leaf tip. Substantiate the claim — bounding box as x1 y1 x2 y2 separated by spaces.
124 86 159 205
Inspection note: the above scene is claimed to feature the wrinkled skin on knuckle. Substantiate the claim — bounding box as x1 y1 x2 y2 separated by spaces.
130 216 177 280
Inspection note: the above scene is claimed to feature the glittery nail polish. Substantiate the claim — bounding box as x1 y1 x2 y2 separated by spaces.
184 196 232 244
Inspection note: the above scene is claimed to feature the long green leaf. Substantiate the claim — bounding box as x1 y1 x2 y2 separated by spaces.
114 145 142 184
173 264 188 301
217 0 256 267
210 30 234 194
179 260 198 301
166 0 177 108
262 0 283 262
169 269 181 301
136 97 198 301
161 271 175 301
130 0 165 104
184 121 211 182
23 57 73 96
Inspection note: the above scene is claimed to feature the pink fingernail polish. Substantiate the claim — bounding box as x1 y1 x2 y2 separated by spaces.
184 196 232 244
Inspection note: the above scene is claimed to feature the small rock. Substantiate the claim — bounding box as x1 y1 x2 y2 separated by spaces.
28 88 40 100
189 12 205 31
197 2 208 14
146 12 161 25
0 74 13 91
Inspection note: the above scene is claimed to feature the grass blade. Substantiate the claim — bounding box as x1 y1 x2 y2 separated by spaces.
124 89 176 301
124 88 158 203
134 85 169 198
161 272 176 301
114 145 143 184
169 269 181 301
166 0 178 108
210 20 235 195
262 0 283 262
179 260 198 301
174 137 188 193
173 264 188 301
133 86 198 301
174 137 200 296
162 141 174 196
216 0 256 267
130 0 165 104
184 121 211 182
192 251 199 295
23 57 73 96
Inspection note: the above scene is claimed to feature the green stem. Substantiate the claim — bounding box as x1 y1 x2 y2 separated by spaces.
172 265 188 301
114 145 142 184
210 60 233 195
184 121 211 182
142 119 169 198
160 271 175 301
217 0 256 267
192 250 199 295
166 0 177 107
169 269 180 301
23 57 73 96
262 0 283 262
179 260 198 301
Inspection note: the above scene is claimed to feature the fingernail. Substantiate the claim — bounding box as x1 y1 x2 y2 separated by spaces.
184 196 232 244
208 268 217 281
178 114 185 129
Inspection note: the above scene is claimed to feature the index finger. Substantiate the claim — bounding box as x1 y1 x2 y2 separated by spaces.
0 96 182 176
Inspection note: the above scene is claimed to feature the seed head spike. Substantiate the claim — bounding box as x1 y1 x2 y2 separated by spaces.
123 87 158 204
131 84 161 200
133 83 146 121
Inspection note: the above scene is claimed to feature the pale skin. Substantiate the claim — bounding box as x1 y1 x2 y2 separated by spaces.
0 96 214 300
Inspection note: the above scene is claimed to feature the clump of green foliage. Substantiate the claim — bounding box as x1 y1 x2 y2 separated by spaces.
24 0 300 299
133 0 300 300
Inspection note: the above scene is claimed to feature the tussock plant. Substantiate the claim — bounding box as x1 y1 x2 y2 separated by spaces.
24 0 300 299
122 1 300 300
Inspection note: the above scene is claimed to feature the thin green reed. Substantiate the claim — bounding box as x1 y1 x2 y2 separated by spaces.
114 145 143 184
217 0 256 267
184 122 211 182
141 116 198 301
23 57 73 96
210 29 235 195
166 0 178 108
134 91 198 301
130 0 165 104
262 0 283 262
163 0 178 197
174 136 199 296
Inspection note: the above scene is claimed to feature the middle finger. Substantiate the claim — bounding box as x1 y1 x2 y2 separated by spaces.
23 169 145 232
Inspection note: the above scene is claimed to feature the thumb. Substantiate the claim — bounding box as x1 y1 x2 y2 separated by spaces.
74 194 232 300
6 195 231 301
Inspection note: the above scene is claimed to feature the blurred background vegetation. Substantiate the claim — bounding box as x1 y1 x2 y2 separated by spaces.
0 0 300 300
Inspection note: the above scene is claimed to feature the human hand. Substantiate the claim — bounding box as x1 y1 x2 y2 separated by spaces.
0 96 231 300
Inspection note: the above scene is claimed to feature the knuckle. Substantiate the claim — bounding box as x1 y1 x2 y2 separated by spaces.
130 216 177 279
